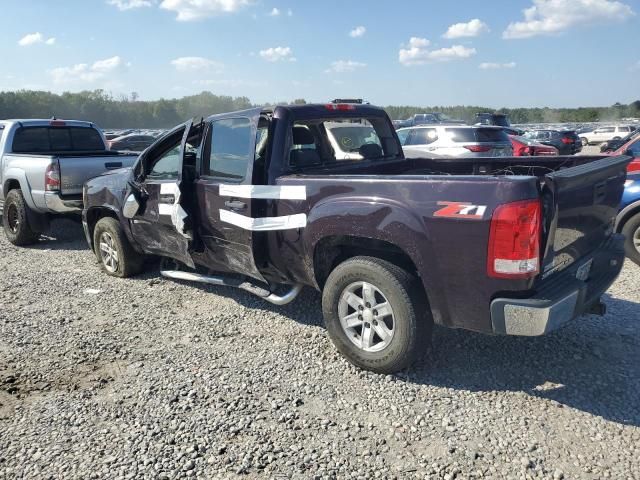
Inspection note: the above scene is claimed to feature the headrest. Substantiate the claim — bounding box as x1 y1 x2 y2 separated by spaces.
292 126 315 145
359 143 383 159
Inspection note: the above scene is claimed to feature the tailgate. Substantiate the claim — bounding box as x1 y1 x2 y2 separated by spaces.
58 154 137 195
541 155 630 278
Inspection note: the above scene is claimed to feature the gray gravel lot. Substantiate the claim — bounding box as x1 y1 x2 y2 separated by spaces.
0 217 639 480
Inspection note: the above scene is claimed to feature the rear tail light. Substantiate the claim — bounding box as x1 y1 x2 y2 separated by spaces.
628 159 640 173
45 163 61 191
464 145 492 153
325 103 356 111
487 199 541 279
561 137 573 144
523 146 532 156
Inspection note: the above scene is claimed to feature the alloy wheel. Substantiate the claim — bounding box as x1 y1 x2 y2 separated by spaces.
99 232 119 273
338 281 395 353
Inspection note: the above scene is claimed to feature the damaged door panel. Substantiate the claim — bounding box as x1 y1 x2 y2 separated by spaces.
192 108 268 282
128 121 196 267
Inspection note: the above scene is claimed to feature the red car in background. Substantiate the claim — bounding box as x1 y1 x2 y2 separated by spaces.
509 135 559 157
609 135 640 172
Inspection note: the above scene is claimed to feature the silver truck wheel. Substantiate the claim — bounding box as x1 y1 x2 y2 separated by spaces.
93 217 143 278
99 232 119 273
322 256 432 373
338 281 395 353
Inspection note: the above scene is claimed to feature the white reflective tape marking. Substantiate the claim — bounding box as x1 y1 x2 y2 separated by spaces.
158 204 173 216
219 184 306 200
219 209 307 231
160 183 179 194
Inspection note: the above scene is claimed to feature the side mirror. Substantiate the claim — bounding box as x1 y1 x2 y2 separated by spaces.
122 193 140 219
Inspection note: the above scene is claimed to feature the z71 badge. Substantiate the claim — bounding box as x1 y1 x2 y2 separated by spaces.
434 201 487 220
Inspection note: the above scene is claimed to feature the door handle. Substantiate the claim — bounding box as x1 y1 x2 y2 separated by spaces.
225 200 247 210
105 162 123 169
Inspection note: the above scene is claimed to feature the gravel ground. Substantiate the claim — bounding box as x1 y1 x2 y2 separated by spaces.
0 219 639 480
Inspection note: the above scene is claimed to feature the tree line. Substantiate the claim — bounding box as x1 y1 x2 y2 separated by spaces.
0 89 638 128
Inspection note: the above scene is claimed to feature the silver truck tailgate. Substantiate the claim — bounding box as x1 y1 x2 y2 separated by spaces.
58 154 137 195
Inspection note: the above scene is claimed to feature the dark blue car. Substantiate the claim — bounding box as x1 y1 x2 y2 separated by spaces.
617 172 640 265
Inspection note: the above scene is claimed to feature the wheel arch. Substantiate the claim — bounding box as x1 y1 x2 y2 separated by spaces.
616 200 640 233
85 206 120 251
313 235 420 290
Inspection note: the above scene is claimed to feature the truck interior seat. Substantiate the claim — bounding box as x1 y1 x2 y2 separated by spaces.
290 126 322 168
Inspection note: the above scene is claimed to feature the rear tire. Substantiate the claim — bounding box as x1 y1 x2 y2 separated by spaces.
322 256 432 374
581 137 589 146
93 217 143 278
2 189 39 246
621 213 640 266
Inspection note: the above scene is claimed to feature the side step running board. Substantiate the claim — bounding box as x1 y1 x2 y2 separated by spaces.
159 269 303 306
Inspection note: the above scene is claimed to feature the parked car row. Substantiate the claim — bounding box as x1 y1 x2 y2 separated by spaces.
0 104 636 375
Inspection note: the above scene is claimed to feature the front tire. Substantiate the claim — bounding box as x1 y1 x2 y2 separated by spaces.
322 256 432 373
581 137 589 146
93 217 143 277
621 213 640 266
2 189 39 246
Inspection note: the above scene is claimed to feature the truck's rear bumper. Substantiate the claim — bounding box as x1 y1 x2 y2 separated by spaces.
44 192 83 213
491 234 625 336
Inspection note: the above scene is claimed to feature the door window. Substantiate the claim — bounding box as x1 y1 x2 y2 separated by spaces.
628 140 640 156
147 146 181 180
205 117 253 181
145 130 184 180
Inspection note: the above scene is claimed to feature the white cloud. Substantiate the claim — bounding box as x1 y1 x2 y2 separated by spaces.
399 37 476 66
18 32 56 47
107 0 154 10
171 56 223 71
259 46 295 62
286 8 292 16
349 26 366 38
504 0 634 39
443 19 489 39
159 0 252 21
49 56 127 84
479 62 517 70
325 60 367 73
269 7 280 16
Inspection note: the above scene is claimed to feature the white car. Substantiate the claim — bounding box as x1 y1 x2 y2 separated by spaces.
580 125 636 146
397 125 513 158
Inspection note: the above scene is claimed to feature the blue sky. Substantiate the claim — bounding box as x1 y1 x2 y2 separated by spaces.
1 0 639 108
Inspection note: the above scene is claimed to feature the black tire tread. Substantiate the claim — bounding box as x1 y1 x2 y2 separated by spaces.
2 189 39 246
322 256 432 374
621 213 640 266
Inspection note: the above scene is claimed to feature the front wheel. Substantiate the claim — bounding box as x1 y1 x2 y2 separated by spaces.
322 256 432 373
581 137 589 146
2 189 39 246
93 217 143 278
622 213 640 266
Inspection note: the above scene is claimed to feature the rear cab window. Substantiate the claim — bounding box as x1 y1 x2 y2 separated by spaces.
289 115 400 170
12 126 105 153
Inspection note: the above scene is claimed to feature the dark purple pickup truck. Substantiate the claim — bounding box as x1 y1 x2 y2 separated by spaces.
82 103 629 373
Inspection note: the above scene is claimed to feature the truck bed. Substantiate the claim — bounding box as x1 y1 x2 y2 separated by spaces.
272 154 629 332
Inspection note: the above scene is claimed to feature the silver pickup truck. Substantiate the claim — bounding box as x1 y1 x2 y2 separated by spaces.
0 119 138 245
